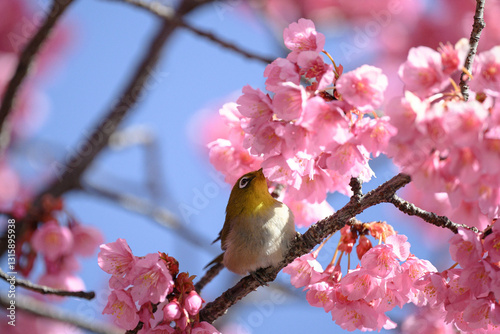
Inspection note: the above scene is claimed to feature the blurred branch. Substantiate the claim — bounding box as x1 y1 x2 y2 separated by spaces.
0 268 95 300
41 19 176 199
195 262 224 292
109 125 166 202
0 0 75 152
0 293 122 334
199 173 412 323
81 182 217 252
459 0 486 100
113 0 274 64
387 195 479 234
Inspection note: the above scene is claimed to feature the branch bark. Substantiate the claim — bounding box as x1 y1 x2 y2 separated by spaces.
459 0 486 100
387 195 479 234
0 0 75 152
199 173 412 323
113 0 274 64
0 268 95 300
0 294 122 334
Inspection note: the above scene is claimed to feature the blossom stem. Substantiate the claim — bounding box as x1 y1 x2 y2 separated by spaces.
330 239 342 265
322 50 340 78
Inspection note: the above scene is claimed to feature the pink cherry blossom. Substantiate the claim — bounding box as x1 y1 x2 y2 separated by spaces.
398 46 448 98
147 323 175 333
296 51 334 90
306 281 336 312
38 272 85 302
360 244 400 278
264 57 300 93
448 228 483 268
283 253 323 288
208 138 263 185
484 231 500 262
462 298 495 330
71 224 104 257
471 45 500 97
184 291 204 316
129 253 174 305
283 18 325 62
385 234 410 261
402 306 456 334
191 321 222 334
31 221 73 261
272 82 309 121
103 289 139 330
458 261 493 298
336 65 388 112
439 38 469 75
163 300 182 321
353 116 396 157
284 198 334 228
236 85 273 118
98 238 137 278
340 268 383 301
413 272 448 307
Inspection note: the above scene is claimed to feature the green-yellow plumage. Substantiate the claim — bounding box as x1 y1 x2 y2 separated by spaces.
210 168 296 275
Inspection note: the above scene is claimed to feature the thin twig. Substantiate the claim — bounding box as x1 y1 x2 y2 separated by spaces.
459 0 486 100
199 173 412 323
387 195 479 234
0 268 95 299
112 0 274 64
0 293 122 334
81 181 217 252
195 262 224 292
0 0 75 152
349 177 363 201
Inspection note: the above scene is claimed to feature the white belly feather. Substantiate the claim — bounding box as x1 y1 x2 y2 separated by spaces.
223 202 296 275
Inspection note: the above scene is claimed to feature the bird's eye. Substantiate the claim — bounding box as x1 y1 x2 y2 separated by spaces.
239 176 251 189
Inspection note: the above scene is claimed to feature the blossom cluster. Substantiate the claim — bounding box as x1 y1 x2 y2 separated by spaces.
387 41 500 219
285 223 441 331
98 239 220 334
208 19 395 226
9 195 103 296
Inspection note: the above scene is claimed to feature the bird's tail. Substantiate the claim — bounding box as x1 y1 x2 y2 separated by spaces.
204 253 224 269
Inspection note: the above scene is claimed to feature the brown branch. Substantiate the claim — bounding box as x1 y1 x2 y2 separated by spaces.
0 268 95 300
199 173 412 323
0 293 122 334
113 0 274 64
195 262 224 292
0 0 75 151
42 19 177 199
387 195 479 234
459 0 486 100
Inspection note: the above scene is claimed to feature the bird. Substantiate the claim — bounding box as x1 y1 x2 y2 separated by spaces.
208 168 296 276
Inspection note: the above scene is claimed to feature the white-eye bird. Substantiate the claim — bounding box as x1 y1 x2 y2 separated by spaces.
210 168 296 275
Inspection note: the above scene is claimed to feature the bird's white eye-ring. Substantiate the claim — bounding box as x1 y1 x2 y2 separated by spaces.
239 176 251 189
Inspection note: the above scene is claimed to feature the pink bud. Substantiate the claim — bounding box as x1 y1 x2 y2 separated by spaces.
183 291 204 316
163 300 181 321
356 235 373 260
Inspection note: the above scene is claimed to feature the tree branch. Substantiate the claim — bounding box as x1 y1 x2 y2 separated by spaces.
199 173 412 323
41 19 177 199
387 195 479 234
0 0 75 152
0 293 122 334
0 268 95 300
112 0 274 64
459 0 486 100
